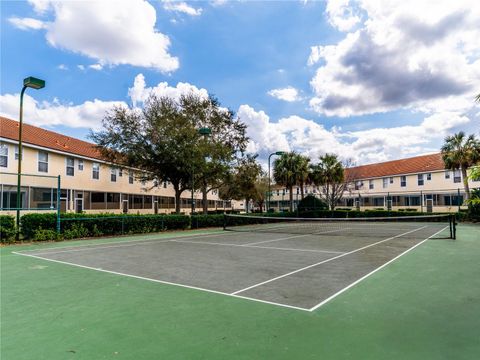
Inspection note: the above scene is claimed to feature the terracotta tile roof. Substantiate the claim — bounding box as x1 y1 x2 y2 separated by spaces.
346 153 445 180
0 116 103 161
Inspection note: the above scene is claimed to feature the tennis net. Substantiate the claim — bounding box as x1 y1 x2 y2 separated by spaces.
223 214 456 240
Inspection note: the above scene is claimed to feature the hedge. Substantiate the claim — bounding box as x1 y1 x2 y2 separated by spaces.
191 214 225 229
0 215 16 243
21 213 190 240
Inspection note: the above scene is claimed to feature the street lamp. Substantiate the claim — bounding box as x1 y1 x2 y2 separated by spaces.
267 151 285 212
191 127 211 214
16 77 45 240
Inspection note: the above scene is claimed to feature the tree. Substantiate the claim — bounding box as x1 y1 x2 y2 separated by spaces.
219 155 263 213
309 154 354 210
441 132 480 201
297 155 310 199
273 152 303 212
90 94 247 214
252 176 269 212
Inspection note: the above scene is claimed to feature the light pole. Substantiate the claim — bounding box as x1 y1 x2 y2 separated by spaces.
268 151 285 212
191 127 211 214
16 77 45 240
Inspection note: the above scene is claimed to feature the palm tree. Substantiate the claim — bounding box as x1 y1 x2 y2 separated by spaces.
297 155 310 200
475 93 480 102
273 152 301 212
310 154 345 210
441 132 480 201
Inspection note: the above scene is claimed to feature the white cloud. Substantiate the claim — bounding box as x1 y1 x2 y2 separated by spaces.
163 1 202 16
311 0 480 117
128 73 209 107
325 0 361 31
89 64 103 71
267 87 301 102
57 64 68 70
0 93 125 130
239 104 475 165
11 0 179 73
8 17 46 30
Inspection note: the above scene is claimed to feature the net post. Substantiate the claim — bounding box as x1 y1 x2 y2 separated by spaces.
451 214 456 240
56 175 61 235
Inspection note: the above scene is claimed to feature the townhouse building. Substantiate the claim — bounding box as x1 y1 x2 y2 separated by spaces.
269 153 479 213
0 117 230 215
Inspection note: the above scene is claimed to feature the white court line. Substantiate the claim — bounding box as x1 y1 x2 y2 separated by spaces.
12 251 310 312
230 226 428 295
308 225 449 311
16 231 238 256
172 238 344 255
244 228 348 246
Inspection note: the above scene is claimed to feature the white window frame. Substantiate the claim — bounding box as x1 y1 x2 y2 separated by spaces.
417 174 424 186
453 170 461 183
128 170 134 184
0 143 8 168
92 162 100 180
369 180 374 190
445 171 450 179
400 176 406 187
426 173 431 181
38 151 48 173
78 159 84 171
382 178 388 188
389 177 394 184
14 145 19 160
66 157 75 176
110 167 117 182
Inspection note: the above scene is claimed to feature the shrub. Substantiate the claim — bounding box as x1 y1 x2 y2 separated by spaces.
297 195 328 212
191 214 225 229
20 212 190 240
33 229 61 242
0 215 16 243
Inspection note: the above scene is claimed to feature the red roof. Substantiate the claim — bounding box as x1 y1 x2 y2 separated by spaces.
346 153 445 179
0 116 103 160
1 116 446 177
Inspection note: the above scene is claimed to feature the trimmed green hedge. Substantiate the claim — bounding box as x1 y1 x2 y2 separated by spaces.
191 214 225 229
0 215 16 243
21 213 190 240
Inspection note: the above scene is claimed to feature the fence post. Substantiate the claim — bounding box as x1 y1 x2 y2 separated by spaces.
420 190 423 213
457 188 461 213
56 175 61 235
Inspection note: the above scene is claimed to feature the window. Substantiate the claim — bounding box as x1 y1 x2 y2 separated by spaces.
383 178 388 188
355 181 363 190
453 170 461 183
92 162 100 180
14 145 19 160
445 171 450 179
78 160 84 171
369 180 374 189
128 170 134 184
110 167 117 182
0 143 8 168
426 173 431 181
38 151 48 173
400 176 406 187
118 169 122 177
417 174 424 186
66 157 74 176
389 177 394 184
296 187 299 194
163 181 167 188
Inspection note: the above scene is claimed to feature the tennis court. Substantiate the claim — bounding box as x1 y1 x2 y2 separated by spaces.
13 215 455 311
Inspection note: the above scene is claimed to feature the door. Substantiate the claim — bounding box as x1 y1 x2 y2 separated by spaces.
426 199 433 213
122 200 129 214
75 198 83 213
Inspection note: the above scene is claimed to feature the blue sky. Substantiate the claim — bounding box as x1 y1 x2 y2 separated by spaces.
1 0 479 166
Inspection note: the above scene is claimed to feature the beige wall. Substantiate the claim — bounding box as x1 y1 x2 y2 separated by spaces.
0 140 228 214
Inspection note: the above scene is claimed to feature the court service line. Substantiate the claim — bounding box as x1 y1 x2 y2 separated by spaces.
308 225 449 312
12 251 311 312
245 229 347 246
230 226 428 295
16 231 238 256
171 238 344 254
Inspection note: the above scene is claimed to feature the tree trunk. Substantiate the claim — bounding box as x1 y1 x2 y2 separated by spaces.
462 167 470 201
300 181 305 199
173 183 182 214
202 184 208 215
289 186 293 212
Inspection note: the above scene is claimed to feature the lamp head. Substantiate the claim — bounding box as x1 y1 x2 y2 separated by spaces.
23 77 45 90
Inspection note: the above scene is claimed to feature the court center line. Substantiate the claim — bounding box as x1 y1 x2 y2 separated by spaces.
230 225 428 295
308 225 449 312
12 251 311 312
171 238 344 254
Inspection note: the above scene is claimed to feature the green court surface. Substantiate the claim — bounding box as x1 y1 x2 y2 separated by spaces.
1 225 479 360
